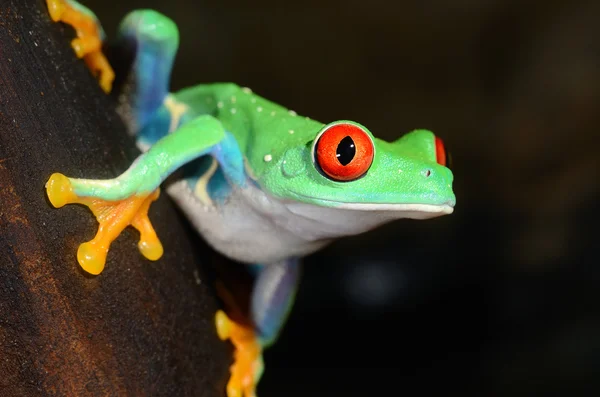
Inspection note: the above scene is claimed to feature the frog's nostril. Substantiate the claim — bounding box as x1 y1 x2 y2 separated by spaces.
423 169 432 178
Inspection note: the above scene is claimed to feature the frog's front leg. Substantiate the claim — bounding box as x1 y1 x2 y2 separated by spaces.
45 115 226 275
216 258 301 397
46 0 114 93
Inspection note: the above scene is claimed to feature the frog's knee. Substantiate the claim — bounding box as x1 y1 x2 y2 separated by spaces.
120 9 179 46
189 115 227 144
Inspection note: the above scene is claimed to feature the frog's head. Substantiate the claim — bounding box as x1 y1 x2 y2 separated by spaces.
258 120 455 237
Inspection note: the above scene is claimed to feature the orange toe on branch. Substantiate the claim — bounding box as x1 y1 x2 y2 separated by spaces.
45 0 114 93
45 173 163 275
215 310 264 397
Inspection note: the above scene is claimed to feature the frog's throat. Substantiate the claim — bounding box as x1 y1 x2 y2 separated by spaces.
328 201 453 214
289 194 455 216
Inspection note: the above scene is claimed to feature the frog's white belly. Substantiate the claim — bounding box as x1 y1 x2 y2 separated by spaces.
165 176 450 265
165 178 329 264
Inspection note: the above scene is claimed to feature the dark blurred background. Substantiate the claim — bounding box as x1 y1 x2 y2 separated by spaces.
85 1 600 395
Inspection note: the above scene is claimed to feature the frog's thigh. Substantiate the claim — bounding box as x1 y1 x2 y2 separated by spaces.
214 258 300 397
251 257 301 347
116 9 179 127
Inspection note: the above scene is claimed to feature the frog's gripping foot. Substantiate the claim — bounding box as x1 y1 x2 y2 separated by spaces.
46 0 115 93
45 173 163 275
216 310 264 397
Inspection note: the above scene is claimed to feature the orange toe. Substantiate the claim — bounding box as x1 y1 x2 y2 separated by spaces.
215 310 264 397
45 0 114 93
45 173 162 275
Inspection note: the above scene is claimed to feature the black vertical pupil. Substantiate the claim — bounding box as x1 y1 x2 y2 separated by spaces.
336 136 356 166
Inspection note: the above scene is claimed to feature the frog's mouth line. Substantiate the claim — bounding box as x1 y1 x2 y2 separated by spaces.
335 202 454 214
290 193 455 215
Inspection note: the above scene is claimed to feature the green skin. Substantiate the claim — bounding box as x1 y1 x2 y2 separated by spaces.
53 4 456 394
173 84 455 207
71 83 455 210
61 2 455 210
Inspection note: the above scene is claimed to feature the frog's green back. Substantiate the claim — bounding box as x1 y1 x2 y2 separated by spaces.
174 83 324 177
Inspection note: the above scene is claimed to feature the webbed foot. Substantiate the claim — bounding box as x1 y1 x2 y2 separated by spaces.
45 172 163 274
44 115 228 274
216 310 264 397
45 0 115 93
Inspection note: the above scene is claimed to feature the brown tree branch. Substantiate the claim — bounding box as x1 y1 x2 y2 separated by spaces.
0 1 230 395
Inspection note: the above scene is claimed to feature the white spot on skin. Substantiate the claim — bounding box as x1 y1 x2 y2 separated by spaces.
288 110 297 116
270 111 276 116
231 96 237 103
257 106 263 112
231 108 237 114
251 98 257 103
217 101 224 109
398 169 403 173
264 154 272 162
289 130 295 134
242 87 253 94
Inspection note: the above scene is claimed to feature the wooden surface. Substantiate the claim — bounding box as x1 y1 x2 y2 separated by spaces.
0 1 230 395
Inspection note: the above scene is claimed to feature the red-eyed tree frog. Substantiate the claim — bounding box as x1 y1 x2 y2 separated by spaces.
44 2 456 396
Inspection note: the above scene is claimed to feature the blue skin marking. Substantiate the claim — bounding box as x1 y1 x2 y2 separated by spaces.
137 106 173 146
180 156 232 205
117 10 178 129
251 258 301 346
211 132 246 187
140 108 245 201
141 116 246 195
206 167 232 204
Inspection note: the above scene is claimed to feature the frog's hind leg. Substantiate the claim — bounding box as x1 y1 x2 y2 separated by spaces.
114 10 179 134
216 258 301 397
46 0 114 93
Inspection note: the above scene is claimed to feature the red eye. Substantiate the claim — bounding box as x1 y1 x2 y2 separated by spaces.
435 136 447 167
314 122 374 181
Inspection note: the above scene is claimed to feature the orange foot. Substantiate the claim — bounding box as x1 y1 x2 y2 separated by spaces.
46 0 115 93
45 173 163 275
216 310 264 397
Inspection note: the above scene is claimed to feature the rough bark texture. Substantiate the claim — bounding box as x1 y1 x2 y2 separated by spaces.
0 1 230 395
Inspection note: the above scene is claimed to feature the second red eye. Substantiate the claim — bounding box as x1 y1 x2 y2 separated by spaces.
314 122 375 181
435 136 446 167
